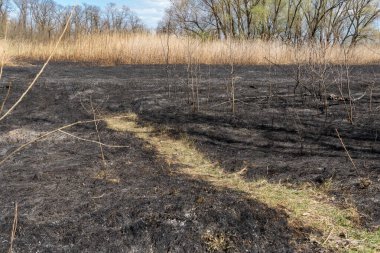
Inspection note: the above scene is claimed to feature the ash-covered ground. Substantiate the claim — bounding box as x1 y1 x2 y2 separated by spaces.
0 63 379 252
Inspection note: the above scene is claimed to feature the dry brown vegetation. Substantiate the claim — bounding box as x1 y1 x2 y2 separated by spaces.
2 33 380 65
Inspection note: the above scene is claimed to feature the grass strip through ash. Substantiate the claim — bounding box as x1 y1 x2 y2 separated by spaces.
105 113 380 253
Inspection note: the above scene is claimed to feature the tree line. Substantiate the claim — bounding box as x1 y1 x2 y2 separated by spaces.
0 0 146 40
158 0 380 46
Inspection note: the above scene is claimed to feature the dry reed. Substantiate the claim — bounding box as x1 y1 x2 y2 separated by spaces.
8 202 18 253
0 9 73 122
3 33 380 65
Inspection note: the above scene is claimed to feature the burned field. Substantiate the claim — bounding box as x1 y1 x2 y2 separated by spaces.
0 63 379 252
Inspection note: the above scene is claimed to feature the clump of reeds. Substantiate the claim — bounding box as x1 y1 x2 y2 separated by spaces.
5 33 380 65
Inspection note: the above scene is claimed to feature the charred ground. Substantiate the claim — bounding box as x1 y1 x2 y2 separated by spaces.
0 63 379 252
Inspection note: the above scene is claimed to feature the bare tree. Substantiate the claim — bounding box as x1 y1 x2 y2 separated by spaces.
6 1 146 39
30 0 57 39
343 0 380 46
103 3 144 33
162 0 380 45
13 0 29 38
0 0 11 37
83 4 101 33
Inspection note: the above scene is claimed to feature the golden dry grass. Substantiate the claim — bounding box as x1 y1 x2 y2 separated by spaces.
105 113 380 252
0 40 11 66
2 33 380 65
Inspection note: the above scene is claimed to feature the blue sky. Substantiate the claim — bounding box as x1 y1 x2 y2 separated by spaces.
55 0 170 29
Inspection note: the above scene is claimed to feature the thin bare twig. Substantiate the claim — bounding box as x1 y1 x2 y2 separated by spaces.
160 31 171 97
58 130 128 148
90 97 106 166
322 227 334 245
264 56 313 95
228 37 235 115
8 202 18 253
0 9 74 123
335 129 360 176
91 193 106 199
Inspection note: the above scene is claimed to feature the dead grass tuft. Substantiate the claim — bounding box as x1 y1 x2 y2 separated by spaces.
202 230 231 252
94 169 120 184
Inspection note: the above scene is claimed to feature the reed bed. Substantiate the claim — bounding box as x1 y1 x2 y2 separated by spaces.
2 33 380 65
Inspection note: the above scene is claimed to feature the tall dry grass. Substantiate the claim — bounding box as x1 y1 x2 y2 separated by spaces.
3 33 380 65
0 41 11 66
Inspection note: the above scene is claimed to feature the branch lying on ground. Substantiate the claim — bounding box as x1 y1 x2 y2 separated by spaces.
0 115 130 166
8 202 18 253
352 91 367 102
335 129 360 177
58 130 128 148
